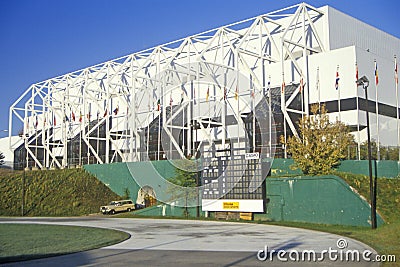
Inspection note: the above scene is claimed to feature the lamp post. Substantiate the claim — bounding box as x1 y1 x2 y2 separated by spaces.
356 75 377 229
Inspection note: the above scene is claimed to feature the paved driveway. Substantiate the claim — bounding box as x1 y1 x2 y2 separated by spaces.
0 217 379 266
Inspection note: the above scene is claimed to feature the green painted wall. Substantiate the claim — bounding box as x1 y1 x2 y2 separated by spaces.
84 161 177 205
271 159 400 178
125 161 176 202
84 162 141 201
261 175 384 227
85 161 386 226
270 159 302 176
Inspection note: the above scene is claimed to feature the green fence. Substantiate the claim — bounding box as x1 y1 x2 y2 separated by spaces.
337 160 400 178
270 159 400 178
134 204 205 218
258 175 384 227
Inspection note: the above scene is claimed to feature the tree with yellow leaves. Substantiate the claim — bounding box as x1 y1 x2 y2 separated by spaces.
283 104 354 175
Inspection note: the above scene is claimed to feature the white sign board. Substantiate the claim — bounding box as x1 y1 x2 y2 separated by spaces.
245 152 259 160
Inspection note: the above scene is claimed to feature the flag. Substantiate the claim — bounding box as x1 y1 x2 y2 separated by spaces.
224 87 227 100
250 89 255 98
72 111 75 121
103 109 108 117
206 87 209 102
355 62 359 81
169 93 173 107
335 68 340 90
113 106 119 115
281 81 285 94
34 116 38 129
43 117 46 127
299 77 303 93
180 91 184 104
53 115 56 126
86 113 91 120
234 86 238 100
375 61 379 85
395 57 398 84
79 111 83 123
156 99 161 111
65 115 69 122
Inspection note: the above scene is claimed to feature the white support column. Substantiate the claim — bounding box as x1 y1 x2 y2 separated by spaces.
62 91 67 168
221 36 227 151
159 49 163 161
105 65 110 164
186 47 192 158
281 36 287 158
130 57 137 162
302 6 310 116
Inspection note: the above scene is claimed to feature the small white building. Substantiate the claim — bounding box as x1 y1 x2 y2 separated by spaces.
0 136 22 169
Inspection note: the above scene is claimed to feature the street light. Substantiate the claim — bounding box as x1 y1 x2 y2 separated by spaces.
356 75 377 229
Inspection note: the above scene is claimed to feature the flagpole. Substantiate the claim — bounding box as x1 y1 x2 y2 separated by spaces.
397 74 400 161
317 67 320 110
300 73 304 120
250 82 255 152
282 73 287 159
356 93 361 160
337 65 341 121
268 76 272 157
195 64 199 157
35 116 38 168
79 118 82 166
170 92 173 158
395 55 399 161
356 62 361 160
375 60 380 160
236 67 240 152
158 96 164 160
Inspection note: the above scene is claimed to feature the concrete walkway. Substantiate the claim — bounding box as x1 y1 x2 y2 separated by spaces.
0 217 379 266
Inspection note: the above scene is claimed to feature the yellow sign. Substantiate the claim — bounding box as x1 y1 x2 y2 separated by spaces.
223 201 240 210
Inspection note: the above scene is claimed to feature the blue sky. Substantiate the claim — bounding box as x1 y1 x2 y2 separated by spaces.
0 0 398 135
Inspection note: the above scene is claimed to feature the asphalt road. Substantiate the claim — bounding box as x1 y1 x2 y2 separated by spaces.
0 217 380 267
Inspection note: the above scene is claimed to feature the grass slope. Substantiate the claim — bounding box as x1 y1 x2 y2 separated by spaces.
0 168 121 216
336 171 400 223
0 223 130 263
334 172 400 266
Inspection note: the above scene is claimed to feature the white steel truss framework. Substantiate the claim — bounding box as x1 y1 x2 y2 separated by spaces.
9 3 325 169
